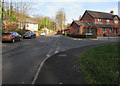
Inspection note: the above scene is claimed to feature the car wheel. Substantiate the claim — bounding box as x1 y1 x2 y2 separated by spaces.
12 39 15 43
34 35 36 38
31 36 33 39
23 37 25 39
19 38 22 41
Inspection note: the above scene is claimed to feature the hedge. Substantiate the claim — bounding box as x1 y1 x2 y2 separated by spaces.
66 34 97 38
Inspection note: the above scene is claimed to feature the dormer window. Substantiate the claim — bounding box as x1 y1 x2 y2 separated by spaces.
114 20 118 24
106 19 110 23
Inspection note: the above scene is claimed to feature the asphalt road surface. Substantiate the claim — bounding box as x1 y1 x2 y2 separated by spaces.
2 35 119 84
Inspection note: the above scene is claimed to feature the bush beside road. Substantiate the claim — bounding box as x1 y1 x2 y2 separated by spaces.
66 34 97 38
79 43 120 84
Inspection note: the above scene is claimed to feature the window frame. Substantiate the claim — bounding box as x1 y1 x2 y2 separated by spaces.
106 19 110 23
114 20 119 24
98 19 102 22
109 28 112 32
102 28 106 32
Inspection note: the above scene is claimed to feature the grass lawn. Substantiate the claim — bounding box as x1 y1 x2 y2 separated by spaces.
79 43 120 84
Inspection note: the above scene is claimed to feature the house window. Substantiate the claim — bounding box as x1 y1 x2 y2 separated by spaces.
114 20 119 24
98 19 102 22
109 28 112 32
103 28 106 32
106 19 110 23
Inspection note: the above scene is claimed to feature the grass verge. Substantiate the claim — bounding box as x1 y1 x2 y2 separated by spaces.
79 43 120 84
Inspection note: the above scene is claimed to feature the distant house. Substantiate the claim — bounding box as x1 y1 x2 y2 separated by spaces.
41 28 52 35
18 19 38 31
69 10 120 36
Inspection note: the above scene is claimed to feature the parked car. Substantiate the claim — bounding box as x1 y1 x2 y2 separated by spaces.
23 31 36 39
40 32 45 36
2 32 22 43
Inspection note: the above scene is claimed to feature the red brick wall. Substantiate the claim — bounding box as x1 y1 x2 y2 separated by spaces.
97 27 118 36
79 27 84 34
113 17 120 34
69 21 80 35
97 28 102 36
81 11 95 22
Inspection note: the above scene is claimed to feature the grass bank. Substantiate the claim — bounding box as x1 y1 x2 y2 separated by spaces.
79 43 120 84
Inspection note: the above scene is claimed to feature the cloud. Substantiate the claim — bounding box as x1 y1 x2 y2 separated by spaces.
28 2 119 24
42 2 84 23
31 2 45 8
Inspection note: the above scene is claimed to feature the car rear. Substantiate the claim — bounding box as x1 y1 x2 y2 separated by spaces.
23 31 36 39
23 32 31 39
2 33 13 42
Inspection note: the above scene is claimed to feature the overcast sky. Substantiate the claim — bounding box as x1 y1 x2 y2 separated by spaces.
5 0 120 24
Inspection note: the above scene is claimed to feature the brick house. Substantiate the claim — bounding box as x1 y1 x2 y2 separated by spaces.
69 10 120 36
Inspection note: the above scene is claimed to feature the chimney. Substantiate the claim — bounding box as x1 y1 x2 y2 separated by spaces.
110 11 114 15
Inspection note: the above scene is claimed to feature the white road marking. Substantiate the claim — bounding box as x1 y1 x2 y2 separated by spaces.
32 37 60 85
21 82 24 84
55 47 59 54
46 54 50 57
59 82 63 84
58 54 67 57
54 42 60 54
31 54 50 85
55 51 58 54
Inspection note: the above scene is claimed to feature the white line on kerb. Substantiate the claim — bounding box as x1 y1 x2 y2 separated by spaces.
31 37 59 85
31 54 50 85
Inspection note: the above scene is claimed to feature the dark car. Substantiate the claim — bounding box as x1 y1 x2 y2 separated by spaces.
23 31 36 39
2 32 22 43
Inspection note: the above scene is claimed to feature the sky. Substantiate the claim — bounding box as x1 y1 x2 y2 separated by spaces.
5 0 120 24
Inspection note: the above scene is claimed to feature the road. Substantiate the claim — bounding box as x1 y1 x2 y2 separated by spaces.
2 35 119 84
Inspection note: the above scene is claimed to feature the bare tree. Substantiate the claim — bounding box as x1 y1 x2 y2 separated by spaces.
8 1 33 30
55 8 66 31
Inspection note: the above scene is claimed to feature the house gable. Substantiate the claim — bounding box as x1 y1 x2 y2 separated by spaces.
113 15 120 21
70 21 80 28
69 21 80 35
80 10 95 22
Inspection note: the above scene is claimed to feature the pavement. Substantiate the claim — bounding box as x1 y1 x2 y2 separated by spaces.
35 43 113 84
